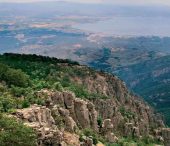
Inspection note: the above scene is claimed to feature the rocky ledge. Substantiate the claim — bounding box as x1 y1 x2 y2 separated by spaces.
12 89 168 146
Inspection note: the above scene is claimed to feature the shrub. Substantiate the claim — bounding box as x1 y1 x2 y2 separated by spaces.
65 83 89 98
0 114 37 146
0 63 30 87
0 83 6 93
10 85 27 97
0 63 8 78
0 95 16 112
119 107 135 120
52 82 63 91
97 115 103 128
6 68 30 87
33 80 50 90
81 128 105 145
21 99 30 108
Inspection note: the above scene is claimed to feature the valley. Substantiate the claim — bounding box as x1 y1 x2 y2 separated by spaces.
0 1 170 127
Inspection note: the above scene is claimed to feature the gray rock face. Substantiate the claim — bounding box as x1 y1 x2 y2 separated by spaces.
58 107 77 133
12 87 165 146
74 99 90 129
124 123 140 138
80 136 93 146
87 102 98 132
15 104 55 127
51 90 99 132
14 104 63 146
101 119 118 143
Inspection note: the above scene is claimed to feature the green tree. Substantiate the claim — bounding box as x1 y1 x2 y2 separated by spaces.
5 68 30 87
0 63 30 87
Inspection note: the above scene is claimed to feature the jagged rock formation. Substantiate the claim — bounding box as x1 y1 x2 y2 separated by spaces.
13 86 165 146
0 53 167 146
14 105 63 146
4 55 164 145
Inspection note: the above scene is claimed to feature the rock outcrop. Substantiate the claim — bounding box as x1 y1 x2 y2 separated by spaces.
14 105 63 146
101 119 118 143
12 66 165 146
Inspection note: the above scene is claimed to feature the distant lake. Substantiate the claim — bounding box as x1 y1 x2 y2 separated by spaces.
74 17 170 37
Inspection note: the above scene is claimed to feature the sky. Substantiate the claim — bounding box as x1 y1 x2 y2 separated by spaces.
0 0 170 6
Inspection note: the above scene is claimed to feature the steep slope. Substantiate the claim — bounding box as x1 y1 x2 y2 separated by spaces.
0 53 168 146
114 55 170 125
74 44 170 126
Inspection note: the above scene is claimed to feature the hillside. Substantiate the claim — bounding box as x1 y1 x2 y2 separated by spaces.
74 43 170 126
0 53 169 146
113 55 170 126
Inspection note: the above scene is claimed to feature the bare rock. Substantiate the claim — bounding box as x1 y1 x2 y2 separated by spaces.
80 136 93 146
63 91 75 109
63 132 80 146
87 102 98 132
59 107 77 132
74 99 90 129
102 119 118 143
14 104 63 146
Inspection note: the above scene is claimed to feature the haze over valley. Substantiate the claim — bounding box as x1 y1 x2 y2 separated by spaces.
0 0 170 126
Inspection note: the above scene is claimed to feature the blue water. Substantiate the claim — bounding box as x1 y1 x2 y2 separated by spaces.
74 17 170 37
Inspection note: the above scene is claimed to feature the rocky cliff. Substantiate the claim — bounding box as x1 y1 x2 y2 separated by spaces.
0 53 168 146
12 71 166 146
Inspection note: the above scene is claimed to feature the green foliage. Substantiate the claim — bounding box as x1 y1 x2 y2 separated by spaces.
119 107 136 120
52 82 63 91
106 137 163 146
0 63 8 78
21 99 31 108
0 63 30 87
53 114 64 129
5 68 30 87
66 83 89 98
0 53 110 101
0 114 37 146
0 95 17 112
10 85 28 97
81 128 106 145
0 83 7 93
97 115 103 128
0 53 165 145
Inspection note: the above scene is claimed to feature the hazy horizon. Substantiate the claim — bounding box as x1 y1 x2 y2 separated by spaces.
0 0 170 6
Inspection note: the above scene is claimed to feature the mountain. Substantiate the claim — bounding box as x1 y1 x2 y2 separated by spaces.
0 53 169 146
73 37 170 126
113 55 170 126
